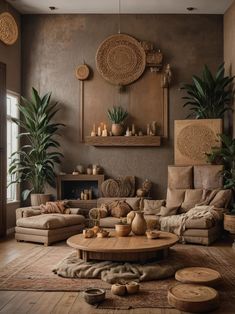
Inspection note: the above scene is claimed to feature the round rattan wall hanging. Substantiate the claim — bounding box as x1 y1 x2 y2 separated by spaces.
0 12 18 45
96 34 146 86
76 64 90 81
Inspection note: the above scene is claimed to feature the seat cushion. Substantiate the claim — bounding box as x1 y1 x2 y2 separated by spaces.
185 217 214 229
99 217 121 228
16 214 85 230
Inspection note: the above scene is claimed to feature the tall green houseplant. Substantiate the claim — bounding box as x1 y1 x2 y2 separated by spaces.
182 63 234 118
9 88 64 201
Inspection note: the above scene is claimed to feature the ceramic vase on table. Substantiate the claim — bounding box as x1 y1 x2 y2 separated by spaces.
131 211 147 235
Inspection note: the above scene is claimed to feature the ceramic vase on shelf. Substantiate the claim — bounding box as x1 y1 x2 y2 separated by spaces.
111 124 124 136
131 211 147 235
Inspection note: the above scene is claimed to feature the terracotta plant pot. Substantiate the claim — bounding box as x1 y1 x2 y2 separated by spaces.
131 211 147 235
111 124 124 136
30 193 51 206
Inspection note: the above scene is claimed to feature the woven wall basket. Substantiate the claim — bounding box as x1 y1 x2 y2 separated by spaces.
0 12 18 45
96 34 146 86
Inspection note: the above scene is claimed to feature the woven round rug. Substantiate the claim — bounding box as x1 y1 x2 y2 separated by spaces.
0 12 18 45
96 33 146 85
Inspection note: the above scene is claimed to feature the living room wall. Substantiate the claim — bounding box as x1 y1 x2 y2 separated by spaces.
0 1 21 232
21 14 223 199
224 1 235 137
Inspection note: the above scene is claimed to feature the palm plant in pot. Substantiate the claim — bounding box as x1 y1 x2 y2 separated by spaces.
182 63 234 119
9 88 64 205
107 106 128 136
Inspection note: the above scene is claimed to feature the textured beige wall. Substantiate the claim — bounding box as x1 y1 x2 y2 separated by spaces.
21 14 223 199
224 1 235 136
0 1 21 93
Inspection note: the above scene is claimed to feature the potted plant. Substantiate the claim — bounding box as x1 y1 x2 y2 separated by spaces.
175 63 234 164
9 88 64 206
107 106 128 136
182 63 234 119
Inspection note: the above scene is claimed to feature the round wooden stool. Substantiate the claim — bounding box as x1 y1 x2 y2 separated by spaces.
175 267 221 287
168 284 219 313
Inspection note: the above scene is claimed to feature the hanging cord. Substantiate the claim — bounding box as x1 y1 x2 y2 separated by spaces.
118 0 121 34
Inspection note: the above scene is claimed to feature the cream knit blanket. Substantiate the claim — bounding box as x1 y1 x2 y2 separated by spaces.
159 205 222 236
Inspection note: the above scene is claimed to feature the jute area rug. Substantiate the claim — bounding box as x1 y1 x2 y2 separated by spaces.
0 243 234 309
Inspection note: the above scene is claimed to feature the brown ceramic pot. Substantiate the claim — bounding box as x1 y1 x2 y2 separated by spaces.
111 123 124 136
131 211 147 235
115 223 131 237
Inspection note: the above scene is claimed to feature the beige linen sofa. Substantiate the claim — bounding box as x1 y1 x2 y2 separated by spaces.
92 165 232 245
15 206 85 246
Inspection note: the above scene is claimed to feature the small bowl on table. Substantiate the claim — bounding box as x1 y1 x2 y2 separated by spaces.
146 230 160 239
115 223 131 237
83 288 106 304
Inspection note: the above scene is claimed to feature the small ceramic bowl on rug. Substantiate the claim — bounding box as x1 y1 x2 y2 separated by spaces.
126 281 140 294
83 288 106 304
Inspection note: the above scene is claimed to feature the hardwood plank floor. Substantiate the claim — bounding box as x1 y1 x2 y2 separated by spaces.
0 235 234 314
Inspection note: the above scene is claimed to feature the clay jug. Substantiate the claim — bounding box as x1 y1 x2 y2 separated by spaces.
131 211 147 235
111 124 124 136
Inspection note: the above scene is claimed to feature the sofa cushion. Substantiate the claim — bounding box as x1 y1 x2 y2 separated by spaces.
194 165 223 189
40 201 69 214
99 217 122 228
166 188 186 209
143 199 165 215
97 197 140 211
181 189 204 212
16 214 85 230
209 189 232 208
168 166 193 189
159 206 178 217
185 217 214 229
110 200 132 218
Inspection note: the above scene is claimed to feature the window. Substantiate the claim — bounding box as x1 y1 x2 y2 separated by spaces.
7 91 19 202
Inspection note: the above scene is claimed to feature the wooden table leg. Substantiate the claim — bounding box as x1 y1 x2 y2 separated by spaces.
77 249 81 259
83 251 89 262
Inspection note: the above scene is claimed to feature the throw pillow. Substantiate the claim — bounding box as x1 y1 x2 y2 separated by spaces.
110 200 132 218
40 201 70 214
209 189 232 208
180 189 204 212
125 197 140 211
143 199 165 215
194 165 223 189
168 166 193 189
166 188 186 209
89 205 109 219
159 206 178 217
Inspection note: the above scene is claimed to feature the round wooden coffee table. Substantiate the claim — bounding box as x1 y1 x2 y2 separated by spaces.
67 231 178 262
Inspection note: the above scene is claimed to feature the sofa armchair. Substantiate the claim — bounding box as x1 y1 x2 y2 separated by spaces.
90 165 232 245
15 205 85 246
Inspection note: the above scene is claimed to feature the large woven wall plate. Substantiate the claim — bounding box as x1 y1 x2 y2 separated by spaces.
96 34 146 86
0 12 18 45
174 119 222 165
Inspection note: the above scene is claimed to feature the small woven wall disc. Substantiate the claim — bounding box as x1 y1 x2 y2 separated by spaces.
0 12 18 45
96 33 146 86
75 64 90 80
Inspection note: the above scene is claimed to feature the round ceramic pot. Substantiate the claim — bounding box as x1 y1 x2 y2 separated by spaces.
115 223 131 237
111 124 124 136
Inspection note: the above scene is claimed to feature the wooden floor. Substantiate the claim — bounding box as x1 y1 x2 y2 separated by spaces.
0 236 235 314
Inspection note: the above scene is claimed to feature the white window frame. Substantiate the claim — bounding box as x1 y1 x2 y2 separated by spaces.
6 90 20 204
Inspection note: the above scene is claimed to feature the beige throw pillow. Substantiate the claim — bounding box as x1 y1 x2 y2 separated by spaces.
166 188 186 209
40 201 70 214
110 200 132 218
194 165 223 189
168 166 193 189
209 189 232 208
125 198 140 211
180 189 204 212
159 206 178 217
143 199 165 215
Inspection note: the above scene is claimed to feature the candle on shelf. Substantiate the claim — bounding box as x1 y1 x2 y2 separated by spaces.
147 124 150 136
93 124 96 132
98 126 101 136
132 124 135 135
102 129 108 136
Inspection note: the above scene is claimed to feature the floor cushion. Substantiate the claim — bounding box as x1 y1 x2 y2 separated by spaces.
16 214 85 230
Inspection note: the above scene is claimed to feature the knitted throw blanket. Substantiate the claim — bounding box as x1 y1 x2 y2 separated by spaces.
159 205 222 236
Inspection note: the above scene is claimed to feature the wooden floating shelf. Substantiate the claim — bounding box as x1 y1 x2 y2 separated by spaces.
85 136 161 147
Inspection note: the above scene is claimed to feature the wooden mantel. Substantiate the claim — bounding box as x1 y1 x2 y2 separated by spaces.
85 136 161 147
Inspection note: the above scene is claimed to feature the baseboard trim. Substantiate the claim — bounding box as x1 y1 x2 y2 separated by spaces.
7 227 15 235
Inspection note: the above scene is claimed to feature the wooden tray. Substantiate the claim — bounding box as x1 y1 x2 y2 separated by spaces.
175 267 221 287
168 284 219 313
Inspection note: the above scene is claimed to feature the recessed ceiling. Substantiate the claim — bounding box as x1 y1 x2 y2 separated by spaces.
7 0 234 14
